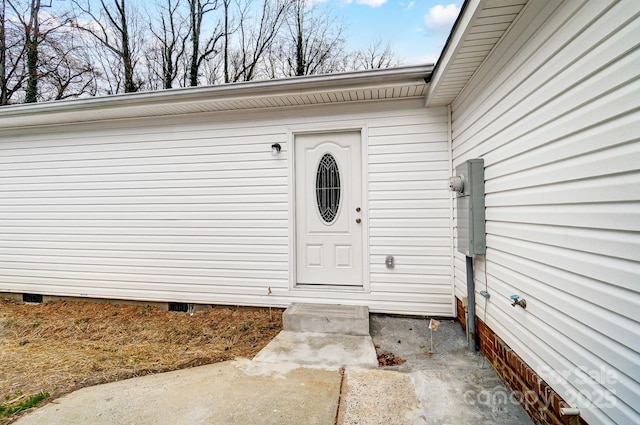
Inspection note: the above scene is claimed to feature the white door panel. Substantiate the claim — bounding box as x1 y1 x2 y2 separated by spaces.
295 132 363 286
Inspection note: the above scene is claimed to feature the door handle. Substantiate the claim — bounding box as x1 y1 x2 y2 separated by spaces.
356 218 361 224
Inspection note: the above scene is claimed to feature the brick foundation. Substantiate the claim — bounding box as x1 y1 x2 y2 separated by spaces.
456 297 586 425
456 296 467 330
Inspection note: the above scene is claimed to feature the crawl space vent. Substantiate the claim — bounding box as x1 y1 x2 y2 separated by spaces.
23 293 43 303
168 302 190 312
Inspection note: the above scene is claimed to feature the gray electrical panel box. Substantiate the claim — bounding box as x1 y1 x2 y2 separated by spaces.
450 159 486 256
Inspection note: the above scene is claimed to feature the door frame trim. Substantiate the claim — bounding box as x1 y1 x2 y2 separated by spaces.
287 124 370 292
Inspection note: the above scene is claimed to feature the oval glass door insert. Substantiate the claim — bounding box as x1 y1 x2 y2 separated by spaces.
316 153 341 223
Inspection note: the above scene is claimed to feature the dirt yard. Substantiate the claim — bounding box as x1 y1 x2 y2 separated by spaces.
0 297 282 423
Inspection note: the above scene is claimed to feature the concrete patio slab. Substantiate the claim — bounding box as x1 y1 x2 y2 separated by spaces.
369 315 534 425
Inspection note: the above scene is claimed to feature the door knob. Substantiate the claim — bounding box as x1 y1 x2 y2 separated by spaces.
356 218 361 223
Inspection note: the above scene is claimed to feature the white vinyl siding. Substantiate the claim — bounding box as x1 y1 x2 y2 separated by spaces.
0 99 452 316
368 106 453 315
0 121 291 302
451 1 640 425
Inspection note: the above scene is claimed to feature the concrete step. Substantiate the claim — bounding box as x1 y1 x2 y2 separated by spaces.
252 331 379 369
283 303 370 336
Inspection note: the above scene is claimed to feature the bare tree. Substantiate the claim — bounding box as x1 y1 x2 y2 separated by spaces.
227 0 290 82
283 0 345 77
7 0 69 102
149 0 189 89
92 42 124 94
0 0 3 85
10 0 41 102
186 0 223 86
72 0 143 93
1 0 99 104
221 0 230 83
1 0 8 103
0 0 401 103
39 35 99 100
201 50 221 84
0 0 27 104
353 40 400 70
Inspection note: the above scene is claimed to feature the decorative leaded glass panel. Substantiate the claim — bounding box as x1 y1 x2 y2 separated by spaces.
316 153 341 223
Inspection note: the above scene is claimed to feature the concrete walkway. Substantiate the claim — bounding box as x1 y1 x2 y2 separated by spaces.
13 316 534 425
14 360 340 425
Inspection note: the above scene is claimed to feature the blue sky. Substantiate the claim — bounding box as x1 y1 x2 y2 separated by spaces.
327 0 463 65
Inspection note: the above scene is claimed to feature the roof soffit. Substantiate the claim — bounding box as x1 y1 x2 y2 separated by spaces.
0 65 432 130
425 0 528 106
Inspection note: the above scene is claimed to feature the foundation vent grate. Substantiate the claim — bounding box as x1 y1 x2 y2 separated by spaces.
168 302 192 312
23 293 43 303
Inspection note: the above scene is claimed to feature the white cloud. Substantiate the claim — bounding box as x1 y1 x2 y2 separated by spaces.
424 4 460 30
359 0 386 6
344 0 388 7
405 54 439 65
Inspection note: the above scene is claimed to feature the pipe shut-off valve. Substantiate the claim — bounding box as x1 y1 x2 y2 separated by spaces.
510 295 527 309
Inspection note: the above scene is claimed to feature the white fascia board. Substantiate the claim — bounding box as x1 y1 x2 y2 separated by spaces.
0 65 432 128
425 0 484 107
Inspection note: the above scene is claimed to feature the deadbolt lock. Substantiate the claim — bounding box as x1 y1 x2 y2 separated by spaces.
356 207 361 212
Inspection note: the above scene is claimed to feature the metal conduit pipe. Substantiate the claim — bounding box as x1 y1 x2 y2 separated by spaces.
466 255 477 353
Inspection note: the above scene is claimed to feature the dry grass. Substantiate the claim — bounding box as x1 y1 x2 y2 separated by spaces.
0 297 282 424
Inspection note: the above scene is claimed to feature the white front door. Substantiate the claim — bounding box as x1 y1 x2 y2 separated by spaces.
295 131 363 286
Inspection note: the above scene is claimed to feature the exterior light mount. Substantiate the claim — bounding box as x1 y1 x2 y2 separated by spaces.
271 143 281 156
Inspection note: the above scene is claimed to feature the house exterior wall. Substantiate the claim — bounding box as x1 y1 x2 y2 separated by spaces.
450 1 640 424
0 99 453 316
